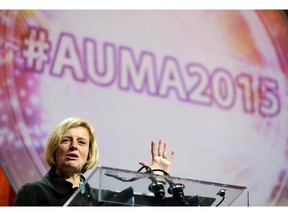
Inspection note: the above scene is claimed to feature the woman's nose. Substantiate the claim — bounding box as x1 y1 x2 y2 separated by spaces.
70 139 78 148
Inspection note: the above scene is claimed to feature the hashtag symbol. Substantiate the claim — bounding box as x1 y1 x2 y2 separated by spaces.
22 28 51 72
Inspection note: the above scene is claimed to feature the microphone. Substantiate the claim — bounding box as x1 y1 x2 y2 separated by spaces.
148 180 166 201
146 168 168 202
148 173 166 201
216 189 226 206
167 180 190 205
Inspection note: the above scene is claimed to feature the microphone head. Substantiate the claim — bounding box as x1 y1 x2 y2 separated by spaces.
148 181 166 200
168 183 185 195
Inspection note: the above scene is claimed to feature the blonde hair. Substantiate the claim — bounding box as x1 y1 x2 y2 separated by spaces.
44 117 99 173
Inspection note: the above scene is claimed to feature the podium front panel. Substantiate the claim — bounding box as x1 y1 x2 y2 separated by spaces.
64 165 249 206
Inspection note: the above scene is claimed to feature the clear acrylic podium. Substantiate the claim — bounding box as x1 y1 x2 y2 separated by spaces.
64 165 249 206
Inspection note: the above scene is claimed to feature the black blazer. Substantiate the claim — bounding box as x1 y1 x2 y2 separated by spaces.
14 166 98 206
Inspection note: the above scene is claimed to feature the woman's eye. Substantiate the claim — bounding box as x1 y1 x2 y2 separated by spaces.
79 140 86 145
61 138 70 143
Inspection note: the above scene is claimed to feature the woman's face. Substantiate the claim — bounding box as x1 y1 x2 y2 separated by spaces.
55 126 90 175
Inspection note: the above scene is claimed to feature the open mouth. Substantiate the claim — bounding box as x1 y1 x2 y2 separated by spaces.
66 153 78 160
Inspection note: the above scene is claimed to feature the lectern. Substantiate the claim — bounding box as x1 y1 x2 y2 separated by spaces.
64 165 249 206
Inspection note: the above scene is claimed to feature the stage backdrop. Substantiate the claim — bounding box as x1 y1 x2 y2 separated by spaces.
0 10 288 206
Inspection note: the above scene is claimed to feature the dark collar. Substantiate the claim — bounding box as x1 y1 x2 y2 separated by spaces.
43 166 85 195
